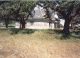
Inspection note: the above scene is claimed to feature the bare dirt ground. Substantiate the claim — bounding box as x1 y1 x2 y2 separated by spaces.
0 30 80 58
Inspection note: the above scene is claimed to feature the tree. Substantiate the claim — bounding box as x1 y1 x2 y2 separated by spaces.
37 1 55 27
0 0 37 29
56 1 80 36
11 0 37 29
18 1 37 29
38 1 80 36
0 1 11 28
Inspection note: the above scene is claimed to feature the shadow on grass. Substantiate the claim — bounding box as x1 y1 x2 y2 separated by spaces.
60 33 80 40
47 29 80 40
70 31 80 38
44 29 63 34
9 28 36 35
0 28 79 39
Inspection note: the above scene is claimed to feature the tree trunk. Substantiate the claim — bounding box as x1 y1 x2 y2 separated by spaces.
63 17 71 36
22 20 25 29
20 21 22 29
45 7 52 28
5 18 9 28
20 18 25 29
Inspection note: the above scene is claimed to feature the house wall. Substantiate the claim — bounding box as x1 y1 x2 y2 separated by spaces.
15 20 64 29
15 5 65 29
25 22 54 29
15 21 55 29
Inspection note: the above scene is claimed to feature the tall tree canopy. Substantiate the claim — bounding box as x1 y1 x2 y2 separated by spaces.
38 0 80 36
0 0 37 28
55 1 80 36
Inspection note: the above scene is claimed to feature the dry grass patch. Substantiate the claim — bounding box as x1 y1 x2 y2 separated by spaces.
0 30 80 58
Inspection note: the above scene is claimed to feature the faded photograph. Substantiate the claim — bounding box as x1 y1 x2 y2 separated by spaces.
0 0 80 58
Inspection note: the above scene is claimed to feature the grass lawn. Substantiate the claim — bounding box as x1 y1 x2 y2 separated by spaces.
0 29 80 58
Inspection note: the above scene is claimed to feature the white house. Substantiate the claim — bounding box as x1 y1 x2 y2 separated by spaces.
15 5 65 29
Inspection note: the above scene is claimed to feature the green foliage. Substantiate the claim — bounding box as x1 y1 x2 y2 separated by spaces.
0 0 37 19
0 1 37 28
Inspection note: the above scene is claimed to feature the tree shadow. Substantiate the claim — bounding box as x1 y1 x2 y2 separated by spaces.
9 28 36 35
59 31 80 40
20 29 36 34
9 28 20 34
45 29 63 34
70 32 80 39
47 29 80 40
54 30 71 40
